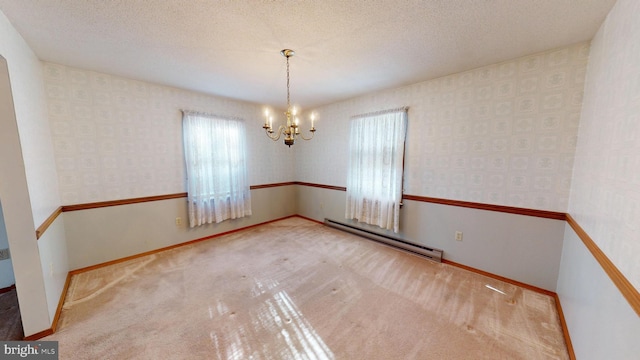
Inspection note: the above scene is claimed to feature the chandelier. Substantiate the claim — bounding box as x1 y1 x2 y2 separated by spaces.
262 49 316 147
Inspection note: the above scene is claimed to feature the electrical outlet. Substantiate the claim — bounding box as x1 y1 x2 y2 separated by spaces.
455 231 463 241
0 248 10 260
175 217 183 226
49 262 54 276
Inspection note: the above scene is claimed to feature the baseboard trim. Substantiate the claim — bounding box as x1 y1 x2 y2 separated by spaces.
23 328 53 341
295 214 324 225
0 284 16 294
554 293 576 360
51 273 72 332
21 273 71 341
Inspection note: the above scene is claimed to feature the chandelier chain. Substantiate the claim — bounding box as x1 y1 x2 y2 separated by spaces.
286 55 291 109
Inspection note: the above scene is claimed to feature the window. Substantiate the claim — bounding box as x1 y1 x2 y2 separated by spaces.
345 108 407 232
182 111 251 227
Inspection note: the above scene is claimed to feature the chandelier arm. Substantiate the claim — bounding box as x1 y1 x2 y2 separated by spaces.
299 130 315 141
264 126 286 141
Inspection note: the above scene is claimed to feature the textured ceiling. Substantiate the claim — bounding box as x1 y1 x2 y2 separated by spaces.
0 0 616 109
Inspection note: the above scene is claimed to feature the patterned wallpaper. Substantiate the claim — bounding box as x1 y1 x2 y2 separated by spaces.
44 42 590 213
296 43 589 212
43 63 295 205
569 0 640 289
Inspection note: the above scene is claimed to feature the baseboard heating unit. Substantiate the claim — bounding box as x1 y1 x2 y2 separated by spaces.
324 218 443 263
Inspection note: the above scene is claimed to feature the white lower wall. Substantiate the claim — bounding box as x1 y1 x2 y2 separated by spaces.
556 224 640 359
63 186 297 270
37 216 69 324
297 185 565 291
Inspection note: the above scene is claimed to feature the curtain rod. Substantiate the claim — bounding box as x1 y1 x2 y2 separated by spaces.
181 109 245 122
351 106 409 119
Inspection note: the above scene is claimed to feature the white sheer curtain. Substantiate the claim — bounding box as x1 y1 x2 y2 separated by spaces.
345 108 407 233
182 111 251 227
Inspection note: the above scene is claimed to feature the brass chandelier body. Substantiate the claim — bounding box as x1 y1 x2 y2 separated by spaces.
262 49 316 147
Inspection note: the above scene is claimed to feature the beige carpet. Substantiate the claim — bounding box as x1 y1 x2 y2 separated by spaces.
45 217 568 359
0 286 24 341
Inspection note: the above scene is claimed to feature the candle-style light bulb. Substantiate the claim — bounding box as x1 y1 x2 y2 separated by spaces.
311 113 315 128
